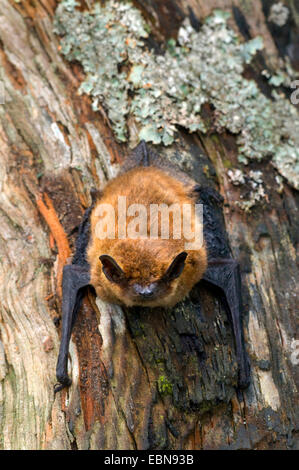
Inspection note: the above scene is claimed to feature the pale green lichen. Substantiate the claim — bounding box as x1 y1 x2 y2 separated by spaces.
54 0 299 190
268 2 289 27
263 57 299 89
54 0 149 141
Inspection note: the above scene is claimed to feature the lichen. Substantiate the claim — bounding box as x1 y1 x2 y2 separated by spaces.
157 375 173 396
227 169 246 186
54 0 149 142
54 0 299 190
228 169 268 211
268 2 289 27
263 56 298 89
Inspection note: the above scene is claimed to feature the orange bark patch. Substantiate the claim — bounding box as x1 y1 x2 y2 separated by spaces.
37 192 71 297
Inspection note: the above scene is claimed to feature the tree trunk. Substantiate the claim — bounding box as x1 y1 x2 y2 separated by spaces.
0 0 298 450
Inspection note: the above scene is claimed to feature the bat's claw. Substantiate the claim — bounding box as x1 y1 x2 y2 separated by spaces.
90 187 101 203
54 374 72 394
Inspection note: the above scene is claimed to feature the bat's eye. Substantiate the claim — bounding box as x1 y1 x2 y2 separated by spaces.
99 255 125 283
162 252 188 282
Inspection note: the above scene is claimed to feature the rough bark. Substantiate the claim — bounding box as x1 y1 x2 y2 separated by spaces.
0 0 298 450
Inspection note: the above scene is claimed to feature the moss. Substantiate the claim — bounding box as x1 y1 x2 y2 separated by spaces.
223 159 233 169
157 375 173 396
54 1 299 190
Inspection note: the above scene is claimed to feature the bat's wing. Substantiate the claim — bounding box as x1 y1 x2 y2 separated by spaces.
55 199 95 393
55 265 90 393
202 259 250 389
199 187 251 389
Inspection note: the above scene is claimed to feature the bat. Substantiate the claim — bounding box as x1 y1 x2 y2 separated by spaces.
54 141 250 393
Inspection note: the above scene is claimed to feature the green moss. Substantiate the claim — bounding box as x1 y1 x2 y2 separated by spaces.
157 375 173 396
54 0 299 190
223 159 233 169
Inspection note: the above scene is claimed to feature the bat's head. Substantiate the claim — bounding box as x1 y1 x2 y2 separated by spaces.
99 251 186 307
95 240 206 307
88 165 207 307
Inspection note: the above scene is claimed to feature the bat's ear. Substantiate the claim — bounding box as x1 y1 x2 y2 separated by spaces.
162 252 188 282
99 255 125 283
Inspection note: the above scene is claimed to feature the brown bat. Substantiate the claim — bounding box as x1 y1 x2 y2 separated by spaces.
55 142 250 392
88 165 207 308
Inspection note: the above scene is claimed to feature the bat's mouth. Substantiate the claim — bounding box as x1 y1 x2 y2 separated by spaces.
130 282 161 305
133 283 157 297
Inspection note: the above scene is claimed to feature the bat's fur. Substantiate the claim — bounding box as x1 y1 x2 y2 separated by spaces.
87 166 207 307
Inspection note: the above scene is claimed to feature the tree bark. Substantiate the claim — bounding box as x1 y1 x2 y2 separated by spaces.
0 0 298 450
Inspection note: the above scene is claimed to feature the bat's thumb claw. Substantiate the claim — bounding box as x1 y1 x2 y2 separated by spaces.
90 188 101 203
54 375 72 394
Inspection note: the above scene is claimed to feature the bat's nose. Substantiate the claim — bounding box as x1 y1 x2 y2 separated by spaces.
133 283 156 298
